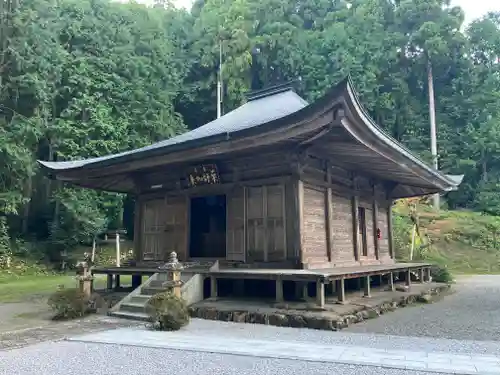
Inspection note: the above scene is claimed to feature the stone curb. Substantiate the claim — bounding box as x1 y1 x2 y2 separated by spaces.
189 284 451 331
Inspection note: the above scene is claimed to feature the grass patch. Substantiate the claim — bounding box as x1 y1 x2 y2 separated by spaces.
394 201 500 275
0 274 133 303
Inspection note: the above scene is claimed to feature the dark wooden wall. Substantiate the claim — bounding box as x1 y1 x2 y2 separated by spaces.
298 153 395 269
131 148 396 269
133 149 299 264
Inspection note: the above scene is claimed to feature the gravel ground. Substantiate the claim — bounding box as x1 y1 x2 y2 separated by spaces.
0 340 446 375
0 276 497 375
346 275 500 341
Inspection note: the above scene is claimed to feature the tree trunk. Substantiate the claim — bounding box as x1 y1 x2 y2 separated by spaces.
481 150 488 182
427 59 439 210
21 175 32 234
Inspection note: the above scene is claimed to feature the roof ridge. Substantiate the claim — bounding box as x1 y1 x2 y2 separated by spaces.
245 80 300 101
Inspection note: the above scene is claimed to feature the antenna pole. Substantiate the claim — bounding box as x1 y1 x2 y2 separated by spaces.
217 41 223 119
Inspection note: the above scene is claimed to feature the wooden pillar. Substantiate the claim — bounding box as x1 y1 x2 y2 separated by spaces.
296 179 305 266
210 276 218 298
302 283 309 301
325 162 333 262
387 202 395 259
132 275 142 289
115 275 121 290
337 278 346 304
389 272 395 291
363 276 371 297
352 196 360 261
419 268 425 283
372 184 380 260
406 269 412 288
316 280 325 308
426 267 431 282
263 186 268 262
275 278 284 303
107 274 113 290
133 197 142 262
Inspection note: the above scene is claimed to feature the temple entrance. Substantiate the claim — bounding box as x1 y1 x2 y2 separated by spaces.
189 195 227 258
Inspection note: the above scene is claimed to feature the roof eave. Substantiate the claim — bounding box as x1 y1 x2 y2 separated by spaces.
343 76 460 192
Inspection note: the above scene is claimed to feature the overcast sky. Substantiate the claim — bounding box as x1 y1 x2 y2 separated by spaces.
168 0 499 25
452 0 499 24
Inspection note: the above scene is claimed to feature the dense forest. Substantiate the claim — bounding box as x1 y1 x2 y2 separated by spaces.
0 0 500 260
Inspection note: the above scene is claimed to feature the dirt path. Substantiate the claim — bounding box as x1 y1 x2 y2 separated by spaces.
0 300 53 332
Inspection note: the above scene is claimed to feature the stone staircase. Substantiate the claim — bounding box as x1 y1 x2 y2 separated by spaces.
109 261 216 321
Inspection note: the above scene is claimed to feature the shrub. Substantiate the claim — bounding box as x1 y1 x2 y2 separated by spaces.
431 265 454 283
47 287 104 320
0 216 12 269
145 291 190 331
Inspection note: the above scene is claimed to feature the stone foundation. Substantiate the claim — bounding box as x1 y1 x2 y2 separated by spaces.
189 283 451 331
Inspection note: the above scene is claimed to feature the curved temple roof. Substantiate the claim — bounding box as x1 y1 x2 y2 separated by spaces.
39 82 309 171
38 77 461 197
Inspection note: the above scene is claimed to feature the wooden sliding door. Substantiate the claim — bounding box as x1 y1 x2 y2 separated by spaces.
246 185 286 262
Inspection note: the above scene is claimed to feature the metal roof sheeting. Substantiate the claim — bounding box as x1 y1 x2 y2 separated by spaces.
39 87 308 171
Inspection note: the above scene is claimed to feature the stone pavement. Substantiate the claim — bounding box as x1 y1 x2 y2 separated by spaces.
68 327 500 375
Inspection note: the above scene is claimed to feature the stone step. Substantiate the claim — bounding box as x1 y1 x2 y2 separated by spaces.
108 310 150 322
148 280 166 288
129 295 151 304
120 302 147 314
141 286 167 296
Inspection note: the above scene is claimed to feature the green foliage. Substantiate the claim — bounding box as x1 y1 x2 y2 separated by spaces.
0 0 189 258
393 202 500 274
431 265 454 283
0 0 500 263
145 291 190 331
0 216 12 268
47 287 99 320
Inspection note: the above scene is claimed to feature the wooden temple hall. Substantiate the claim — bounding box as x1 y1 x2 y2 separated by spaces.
39 77 461 310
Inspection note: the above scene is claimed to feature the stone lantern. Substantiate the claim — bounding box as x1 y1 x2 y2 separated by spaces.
75 252 94 298
158 251 184 298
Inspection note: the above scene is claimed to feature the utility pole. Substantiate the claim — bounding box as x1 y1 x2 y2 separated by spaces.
216 40 223 119
427 59 439 210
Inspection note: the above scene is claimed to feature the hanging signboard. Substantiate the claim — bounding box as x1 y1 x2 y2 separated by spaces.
186 164 220 187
